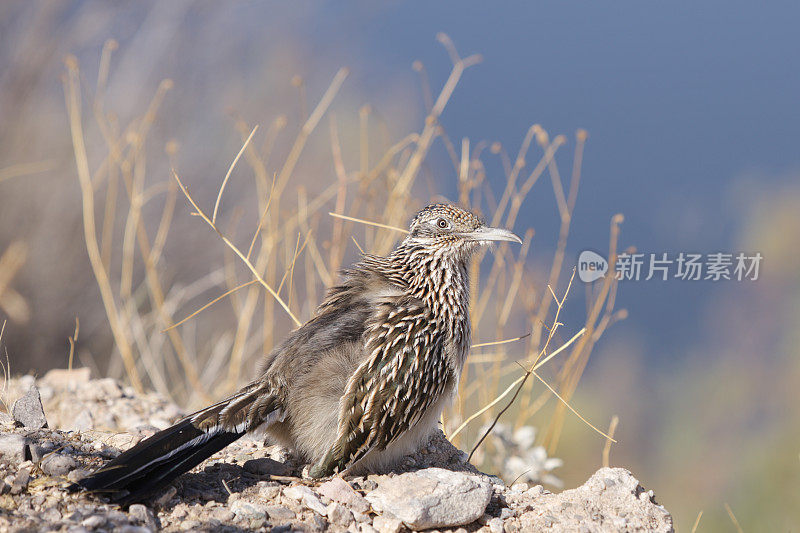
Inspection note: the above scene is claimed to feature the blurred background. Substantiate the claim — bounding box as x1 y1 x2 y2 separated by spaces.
1 2 798 530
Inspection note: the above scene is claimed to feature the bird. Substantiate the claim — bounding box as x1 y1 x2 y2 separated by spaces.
74 203 521 505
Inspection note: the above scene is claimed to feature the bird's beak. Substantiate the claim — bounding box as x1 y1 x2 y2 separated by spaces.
466 226 523 244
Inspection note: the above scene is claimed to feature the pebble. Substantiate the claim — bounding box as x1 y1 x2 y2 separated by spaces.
258 482 281 499
526 485 545 497
41 507 62 522
10 467 31 494
129 503 158 530
242 457 291 476
373 514 403 533
41 453 78 476
29 441 56 463
154 485 178 506
67 468 91 483
327 501 353 526
500 507 516 520
284 485 328 516
266 505 296 521
11 385 48 429
0 434 29 462
80 515 105 529
487 517 505 533
312 515 329 530
211 508 235 522
317 477 371 513
230 500 268 520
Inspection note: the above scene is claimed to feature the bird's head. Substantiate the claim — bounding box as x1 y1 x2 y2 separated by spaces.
404 204 522 261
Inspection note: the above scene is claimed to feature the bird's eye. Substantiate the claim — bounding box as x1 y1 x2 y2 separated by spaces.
437 218 449 229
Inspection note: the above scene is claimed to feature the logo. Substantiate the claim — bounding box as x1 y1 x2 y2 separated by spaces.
578 250 608 283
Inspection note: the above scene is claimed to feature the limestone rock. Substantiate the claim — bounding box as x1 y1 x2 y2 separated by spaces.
0 434 29 462
366 467 493 530
11 385 48 429
513 467 674 532
318 477 371 514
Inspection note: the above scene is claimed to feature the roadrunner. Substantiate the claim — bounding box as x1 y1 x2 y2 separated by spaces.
76 204 521 504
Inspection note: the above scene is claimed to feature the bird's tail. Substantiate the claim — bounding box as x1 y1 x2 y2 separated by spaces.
74 381 281 506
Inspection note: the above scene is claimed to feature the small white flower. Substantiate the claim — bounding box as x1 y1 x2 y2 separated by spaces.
480 423 563 488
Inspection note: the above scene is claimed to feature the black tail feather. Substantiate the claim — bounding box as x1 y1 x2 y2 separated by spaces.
74 418 244 505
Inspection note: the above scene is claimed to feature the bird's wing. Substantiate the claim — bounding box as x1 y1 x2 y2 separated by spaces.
310 299 451 476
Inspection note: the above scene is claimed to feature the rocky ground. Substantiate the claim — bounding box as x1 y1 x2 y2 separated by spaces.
0 371 673 532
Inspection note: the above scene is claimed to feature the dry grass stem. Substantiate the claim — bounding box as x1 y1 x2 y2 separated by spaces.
691 511 703 533
601 415 619 468
724 503 744 533
172 170 301 328
213 125 259 225
328 212 409 234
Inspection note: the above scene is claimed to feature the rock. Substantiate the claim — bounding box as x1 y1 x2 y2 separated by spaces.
68 409 94 432
29 440 56 463
10 467 31 495
284 485 328 516
211 508 235 522
41 453 78 476
242 457 291 476
230 500 268 520
154 485 178 507
0 434 29 462
258 482 281 499
516 467 673 532
265 505 296 521
487 517 505 533
327 502 353 527
318 477 371 513
11 385 48 429
41 368 91 387
41 506 62 522
309 514 328 531
129 503 158 530
67 468 91 483
373 514 404 533
81 515 105 529
366 468 492 530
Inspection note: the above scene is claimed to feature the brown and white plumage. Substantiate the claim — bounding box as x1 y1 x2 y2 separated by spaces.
75 203 521 504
